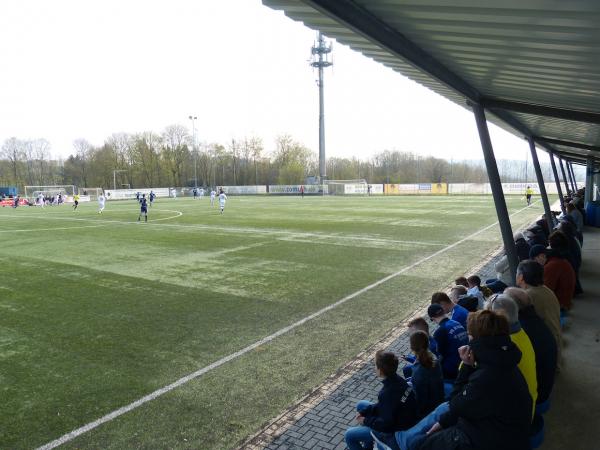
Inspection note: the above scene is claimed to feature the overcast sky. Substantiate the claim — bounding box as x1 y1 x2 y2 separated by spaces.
0 0 545 164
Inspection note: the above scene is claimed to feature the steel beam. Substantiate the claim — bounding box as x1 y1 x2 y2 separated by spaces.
565 160 576 193
472 103 518 284
558 157 571 196
569 162 578 191
483 98 600 124
528 138 554 233
534 136 600 153
549 152 566 213
585 158 594 205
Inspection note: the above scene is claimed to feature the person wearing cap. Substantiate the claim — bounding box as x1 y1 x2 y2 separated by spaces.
427 304 468 380
529 244 548 266
546 231 576 311
431 292 469 328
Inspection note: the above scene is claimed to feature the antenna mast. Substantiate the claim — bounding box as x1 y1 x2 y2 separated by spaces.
310 32 333 182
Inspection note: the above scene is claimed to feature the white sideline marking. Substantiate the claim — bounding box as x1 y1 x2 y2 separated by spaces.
35 201 540 450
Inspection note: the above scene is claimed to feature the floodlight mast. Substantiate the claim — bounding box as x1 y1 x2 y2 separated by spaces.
310 32 332 183
189 115 198 187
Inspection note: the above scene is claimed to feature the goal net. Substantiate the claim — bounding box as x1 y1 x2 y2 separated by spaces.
24 185 77 201
80 187 104 200
325 179 368 195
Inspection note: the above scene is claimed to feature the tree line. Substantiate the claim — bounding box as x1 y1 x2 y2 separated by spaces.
1 126 565 191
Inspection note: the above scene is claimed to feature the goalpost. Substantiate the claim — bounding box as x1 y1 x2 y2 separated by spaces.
24 185 77 201
325 179 368 195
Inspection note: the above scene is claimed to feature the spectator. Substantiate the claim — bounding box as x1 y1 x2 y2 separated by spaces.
383 310 531 450
486 294 537 416
344 351 418 450
505 287 557 405
557 220 583 295
409 331 444 419
515 260 562 368
546 231 576 311
466 275 486 309
454 277 468 288
529 244 547 266
403 318 438 378
566 202 584 235
449 285 478 312
431 292 468 328
427 304 468 380
514 231 531 261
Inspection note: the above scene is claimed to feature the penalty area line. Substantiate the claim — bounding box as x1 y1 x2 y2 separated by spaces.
35 201 539 450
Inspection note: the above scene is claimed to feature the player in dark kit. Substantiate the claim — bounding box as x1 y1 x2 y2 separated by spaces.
149 190 155 206
138 195 148 222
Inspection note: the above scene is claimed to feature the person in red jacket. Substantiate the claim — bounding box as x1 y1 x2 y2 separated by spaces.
539 232 576 311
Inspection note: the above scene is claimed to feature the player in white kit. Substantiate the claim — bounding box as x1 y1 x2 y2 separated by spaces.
210 189 216 207
97 193 106 213
218 189 227 214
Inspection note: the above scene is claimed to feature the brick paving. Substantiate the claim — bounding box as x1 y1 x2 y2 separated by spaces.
240 251 504 450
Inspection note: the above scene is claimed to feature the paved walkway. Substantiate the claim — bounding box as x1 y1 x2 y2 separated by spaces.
241 252 502 450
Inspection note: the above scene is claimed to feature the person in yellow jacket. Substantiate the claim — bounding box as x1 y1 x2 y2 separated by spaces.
525 186 534 206
72 194 80 211
488 294 537 418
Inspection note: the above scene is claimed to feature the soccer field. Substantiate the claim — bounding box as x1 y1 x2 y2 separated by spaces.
1 195 546 449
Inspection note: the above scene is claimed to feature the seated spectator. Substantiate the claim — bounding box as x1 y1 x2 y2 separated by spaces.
529 244 547 265
515 260 562 368
566 202 584 237
380 310 531 450
486 294 537 416
449 285 478 312
557 219 583 295
427 304 468 380
403 318 438 378
345 351 418 450
514 231 531 261
454 276 468 288
466 275 487 309
409 331 444 419
545 231 576 311
431 292 468 328
505 287 557 405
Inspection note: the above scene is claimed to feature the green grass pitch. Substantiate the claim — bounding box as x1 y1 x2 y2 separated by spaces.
0 195 547 449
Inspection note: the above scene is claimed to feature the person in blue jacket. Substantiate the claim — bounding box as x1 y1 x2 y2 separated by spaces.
431 292 469 328
344 351 418 450
428 304 469 380
409 330 445 418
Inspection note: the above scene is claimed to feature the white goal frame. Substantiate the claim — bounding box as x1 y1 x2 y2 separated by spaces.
24 185 77 200
325 179 368 195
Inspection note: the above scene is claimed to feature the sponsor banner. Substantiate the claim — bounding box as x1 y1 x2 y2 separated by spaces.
431 183 448 194
221 185 267 195
344 184 367 194
105 188 170 200
1 198 29 206
268 185 323 195
448 183 560 195
418 183 432 191
370 184 384 194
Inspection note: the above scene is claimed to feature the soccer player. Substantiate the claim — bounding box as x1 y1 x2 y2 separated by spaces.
97 193 106 214
149 190 155 206
138 195 148 222
199 188 205 199
73 194 80 210
193 187 197 199
525 186 534 206
218 189 227 214
136 191 140 203
38 192 45 208
210 189 216 207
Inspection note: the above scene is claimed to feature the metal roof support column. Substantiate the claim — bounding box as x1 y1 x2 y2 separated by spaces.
558 157 571 196
528 138 554 233
549 152 566 213
472 103 518 283
565 160 576 193
585 158 594 206
568 162 578 191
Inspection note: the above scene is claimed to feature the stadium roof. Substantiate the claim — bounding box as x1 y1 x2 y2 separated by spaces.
263 0 600 165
